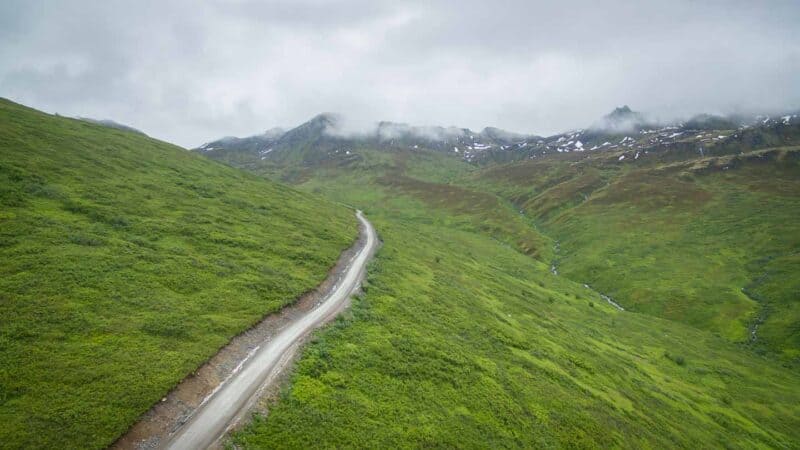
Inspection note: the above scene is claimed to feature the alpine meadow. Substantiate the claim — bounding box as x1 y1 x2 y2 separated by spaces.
1 1 799 449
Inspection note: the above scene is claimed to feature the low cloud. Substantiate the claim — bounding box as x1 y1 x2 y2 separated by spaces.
1 0 798 147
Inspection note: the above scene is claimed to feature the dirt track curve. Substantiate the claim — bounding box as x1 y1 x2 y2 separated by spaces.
113 210 377 450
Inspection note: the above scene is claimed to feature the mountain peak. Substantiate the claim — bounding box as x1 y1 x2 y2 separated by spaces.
262 127 285 138
480 126 532 143
308 112 340 127
592 105 648 133
609 105 633 116
275 112 343 147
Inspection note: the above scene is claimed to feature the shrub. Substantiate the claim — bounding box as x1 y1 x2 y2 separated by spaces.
664 351 687 366
140 319 190 339
110 216 130 228
68 234 104 246
25 182 62 199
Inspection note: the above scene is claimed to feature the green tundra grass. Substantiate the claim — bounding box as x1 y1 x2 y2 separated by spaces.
464 148 800 361
0 99 356 449
232 174 800 448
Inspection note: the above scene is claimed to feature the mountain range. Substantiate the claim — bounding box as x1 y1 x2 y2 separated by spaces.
194 106 800 165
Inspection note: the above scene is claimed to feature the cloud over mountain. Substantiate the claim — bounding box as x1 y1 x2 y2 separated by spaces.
1 0 798 147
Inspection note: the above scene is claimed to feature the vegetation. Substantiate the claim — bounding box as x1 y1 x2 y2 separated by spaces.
4 95 799 448
261 147 554 261
205 134 800 447
232 175 800 448
0 99 356 449
465 147 800 361
238 130 800 362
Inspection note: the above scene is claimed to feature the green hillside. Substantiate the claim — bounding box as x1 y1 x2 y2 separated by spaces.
466 146 800 361
6 95 798 448
0 99 356 448
190 128 800 447
230 164 800 449
199 118 800 363
225 122 800 363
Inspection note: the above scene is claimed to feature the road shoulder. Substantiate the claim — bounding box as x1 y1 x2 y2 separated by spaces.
112 212 373 450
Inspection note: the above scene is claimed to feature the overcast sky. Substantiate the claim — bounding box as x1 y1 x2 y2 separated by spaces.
1 0 798 147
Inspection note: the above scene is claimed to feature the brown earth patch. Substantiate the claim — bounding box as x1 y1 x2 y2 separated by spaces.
111 218 368 450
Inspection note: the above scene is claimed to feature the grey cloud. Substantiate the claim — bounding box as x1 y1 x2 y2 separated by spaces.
1 0 798 147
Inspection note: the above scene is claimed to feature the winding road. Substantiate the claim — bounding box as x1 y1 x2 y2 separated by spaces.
162 211 377 450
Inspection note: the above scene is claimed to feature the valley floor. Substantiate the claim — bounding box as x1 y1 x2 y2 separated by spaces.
228 173 800 449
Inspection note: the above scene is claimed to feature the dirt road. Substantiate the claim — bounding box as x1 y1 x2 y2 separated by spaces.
159 211 376 449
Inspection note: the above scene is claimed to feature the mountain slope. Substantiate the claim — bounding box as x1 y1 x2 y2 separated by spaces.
194 114 538 166
195 107 800 170
77 117 147 135
181 105 800 446
473 108 800 164
194 106 800 360
466 142 800 360
224 156 800 449
0 99 356 449
590 105 652 133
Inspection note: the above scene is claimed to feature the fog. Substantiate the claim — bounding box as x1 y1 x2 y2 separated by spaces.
1 0 798 147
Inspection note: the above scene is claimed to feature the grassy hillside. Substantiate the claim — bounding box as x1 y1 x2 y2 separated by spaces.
0 99 356 449
202 129 800 361
232 176 800 448
256 147 554 261
465 147 800 361
187 113 800 446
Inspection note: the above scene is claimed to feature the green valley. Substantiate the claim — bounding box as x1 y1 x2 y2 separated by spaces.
191 113 800 448
4 3 800 449
465 146 800 359
230 153 800 448
2 100 799 449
